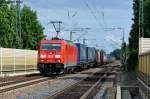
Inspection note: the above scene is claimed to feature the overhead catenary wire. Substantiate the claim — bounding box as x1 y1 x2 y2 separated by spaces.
82 0 103 28
90 0 105 27
90 0 108 32
81 0 110 47
101 9 107 28
89 0 112 39
91 0 108 32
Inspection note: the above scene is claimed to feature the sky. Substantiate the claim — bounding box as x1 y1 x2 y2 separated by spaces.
23 0 133 53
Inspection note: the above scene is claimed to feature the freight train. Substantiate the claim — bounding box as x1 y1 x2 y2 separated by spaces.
37 39 107 75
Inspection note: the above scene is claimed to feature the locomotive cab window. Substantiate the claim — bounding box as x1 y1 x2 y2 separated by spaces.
41 44 61 50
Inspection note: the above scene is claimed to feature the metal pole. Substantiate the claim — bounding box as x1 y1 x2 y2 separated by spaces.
121 28 126 70
139 0 141 38
83 39 86 44
139 0 144 38
0 48 2 75
16 0 23 47
115 27 126 70
70 31 73 41
18 0 21 47
58 21 61 37
16 1 18 46
122 29 125 43
139 0 141 54
70 31 76 41
25 50 27 73
13 49 15 73
141 0 144 37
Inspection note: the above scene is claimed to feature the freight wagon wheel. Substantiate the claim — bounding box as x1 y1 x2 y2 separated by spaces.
71 68 75 74
67 69 72 74
63 69 69 74
75 66 81 72
87 65 90 69
61 70 65 74
56 70 62 75
39 70 46 75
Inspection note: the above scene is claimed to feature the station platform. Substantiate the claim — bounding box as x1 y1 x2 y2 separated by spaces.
0 71 39 77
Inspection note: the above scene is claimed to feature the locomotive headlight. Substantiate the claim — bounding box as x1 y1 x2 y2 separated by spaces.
40 55 46 58
41 59 44 62
55 55 61 58
57 60 61 62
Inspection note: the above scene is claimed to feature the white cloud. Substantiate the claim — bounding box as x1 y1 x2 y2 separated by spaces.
104 35 122 46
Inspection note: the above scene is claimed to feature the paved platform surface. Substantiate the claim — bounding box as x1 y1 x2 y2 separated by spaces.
0 71 39 77
117 71 143 99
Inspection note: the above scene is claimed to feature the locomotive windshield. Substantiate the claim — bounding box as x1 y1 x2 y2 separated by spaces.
41 44 61 50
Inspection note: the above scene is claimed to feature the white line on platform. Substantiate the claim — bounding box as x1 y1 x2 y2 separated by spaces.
116 86 121 99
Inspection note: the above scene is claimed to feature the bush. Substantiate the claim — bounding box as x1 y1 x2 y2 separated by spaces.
127 49 138 71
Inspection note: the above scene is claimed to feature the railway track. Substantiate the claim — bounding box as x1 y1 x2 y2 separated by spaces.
0 73 67 93
0 68 105 99
44 66 117 99
0 77 52 93
0 62 119 99
0 75 43 87
0 68 102 94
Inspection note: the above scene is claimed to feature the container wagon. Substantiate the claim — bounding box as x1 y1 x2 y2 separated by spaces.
91 47 96 67
75 43 87 69
95 50 105 66
86 47 96 68
95 49 101 66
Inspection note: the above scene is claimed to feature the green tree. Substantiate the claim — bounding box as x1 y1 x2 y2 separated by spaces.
128 0 150 70
110 49 121 60
21 5 44 50
128 0 140 70
0 0 19 48
144 0 150 37
8 4 20 48
0 0 44 49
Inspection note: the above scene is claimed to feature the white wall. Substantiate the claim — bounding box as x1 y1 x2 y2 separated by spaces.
139 38 150 54
0 48 38 75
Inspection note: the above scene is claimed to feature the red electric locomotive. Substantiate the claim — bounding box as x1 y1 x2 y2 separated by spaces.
37 39 78 74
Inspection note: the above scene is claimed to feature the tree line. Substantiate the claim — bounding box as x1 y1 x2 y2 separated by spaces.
110 49 121 60
0 0 45 50
128 0 150 70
